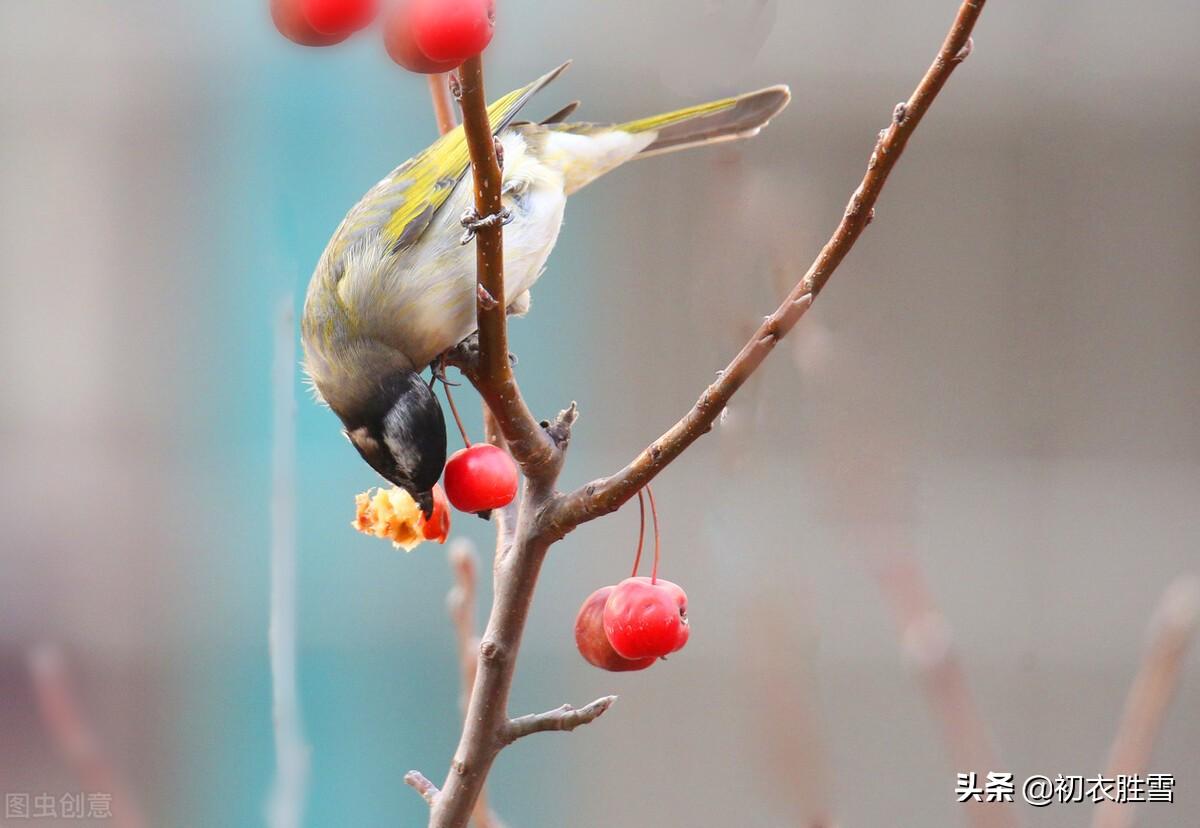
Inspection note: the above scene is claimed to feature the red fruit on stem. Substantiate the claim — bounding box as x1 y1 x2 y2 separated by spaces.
411 0 495 63
384 2 462 73
603 576 690 660
574 587 656 672
271 0 350 46
302 0 378 36
443 443 518 514
420 484 452 543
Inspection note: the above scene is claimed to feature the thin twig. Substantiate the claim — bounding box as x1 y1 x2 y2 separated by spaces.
1091 575 1200 828
406 770 441 806
267 298 310 828
545 0 986 534
447 541 482 713
428 73 458 136
28 645 148 828
503 696 618 743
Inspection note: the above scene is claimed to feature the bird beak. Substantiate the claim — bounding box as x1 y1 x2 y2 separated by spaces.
414 489 434 520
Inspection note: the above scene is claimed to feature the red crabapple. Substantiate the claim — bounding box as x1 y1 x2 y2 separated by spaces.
410 0 495 64
302 0 378 36
384 1 463 73
443 443 518 514
603 576 690 660
575 586 657 672
271 0 350 46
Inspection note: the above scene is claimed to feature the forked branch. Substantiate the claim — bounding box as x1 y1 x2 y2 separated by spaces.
427 3 989 826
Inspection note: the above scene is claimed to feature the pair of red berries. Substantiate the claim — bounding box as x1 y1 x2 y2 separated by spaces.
271 0 495 73
575 488 690 671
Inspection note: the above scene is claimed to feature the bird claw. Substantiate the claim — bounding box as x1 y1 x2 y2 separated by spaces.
443 333 517 375
427 357 461 389
459 207 513 244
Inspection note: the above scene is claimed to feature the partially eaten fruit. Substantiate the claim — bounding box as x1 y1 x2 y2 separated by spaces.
354 484 450 550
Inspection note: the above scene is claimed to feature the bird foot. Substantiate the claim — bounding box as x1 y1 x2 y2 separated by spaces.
427 356 461 389
459 207 513 245
442 333 517 375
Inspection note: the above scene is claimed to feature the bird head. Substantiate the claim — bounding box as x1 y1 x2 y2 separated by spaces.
339 370 447 517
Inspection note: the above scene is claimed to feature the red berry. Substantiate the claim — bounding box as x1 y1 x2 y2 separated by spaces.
384 2 463 73
603 577 689 660
410 0 495 63
302 0 378 36
419 484 452 543
574 587 657 672
443 443 518 513
271 0 350 46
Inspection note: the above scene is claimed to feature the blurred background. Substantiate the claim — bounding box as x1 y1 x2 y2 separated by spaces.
1 0 1198 825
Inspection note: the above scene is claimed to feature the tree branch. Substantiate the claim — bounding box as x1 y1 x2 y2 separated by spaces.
482 407 519 542
445 541 508 828
545 0 986 534
406 770 441 806
503 696 618 744
427 4 988 825
1091 575 1199 828
455 56 559 478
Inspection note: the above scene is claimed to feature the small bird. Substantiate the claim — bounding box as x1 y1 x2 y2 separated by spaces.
302 63 789 514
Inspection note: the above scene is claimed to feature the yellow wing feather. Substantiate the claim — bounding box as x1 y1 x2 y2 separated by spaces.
615 96 739 135
333 63 572 262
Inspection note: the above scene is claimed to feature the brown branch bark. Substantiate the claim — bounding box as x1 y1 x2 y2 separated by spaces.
445 541 507 828
503 696 617 743
1091 576 1199 828
545 0 986 534
455 56 559 477
427 3 987 825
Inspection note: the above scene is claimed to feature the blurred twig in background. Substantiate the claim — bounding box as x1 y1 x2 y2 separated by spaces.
266 298 310 828
428 73 458 137
1091 575 1200 828
869 539 1019 828
28 645 147 828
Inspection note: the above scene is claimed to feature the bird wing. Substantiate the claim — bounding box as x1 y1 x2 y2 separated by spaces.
324 62 572 278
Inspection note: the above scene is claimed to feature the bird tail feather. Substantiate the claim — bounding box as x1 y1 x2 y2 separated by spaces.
618 85 791 159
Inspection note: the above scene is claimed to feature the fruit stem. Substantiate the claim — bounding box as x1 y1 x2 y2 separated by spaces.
630 489 646 578
646 484 661 584
440 358 472 447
